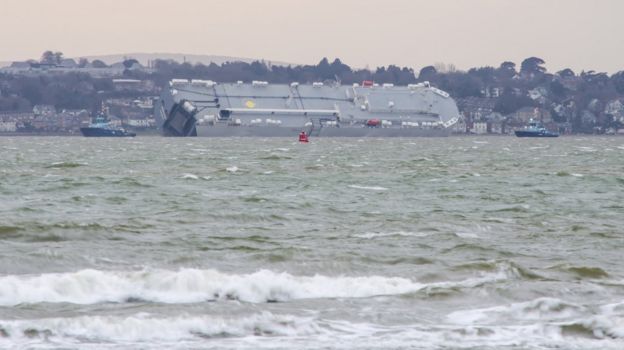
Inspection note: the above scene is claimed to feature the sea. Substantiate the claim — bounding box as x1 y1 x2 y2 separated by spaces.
0 136 623 350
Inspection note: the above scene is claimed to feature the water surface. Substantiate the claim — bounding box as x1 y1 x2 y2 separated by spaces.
1 136 623 349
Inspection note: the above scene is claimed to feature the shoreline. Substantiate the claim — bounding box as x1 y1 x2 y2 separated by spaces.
1 133 621 138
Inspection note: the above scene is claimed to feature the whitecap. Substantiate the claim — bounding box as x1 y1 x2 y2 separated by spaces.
226 166 239 173
575 146 597 152
353 231 430 239
181 173 199 180
447 297 585 325
348 185 388 191
455 232 479 239
0 312 323 343
0 268 512 306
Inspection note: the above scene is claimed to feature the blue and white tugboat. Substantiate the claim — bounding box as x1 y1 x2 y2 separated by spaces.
80 115 136 137
515 119 559 138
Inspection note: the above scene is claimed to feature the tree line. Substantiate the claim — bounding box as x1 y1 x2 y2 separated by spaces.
2 52 624 132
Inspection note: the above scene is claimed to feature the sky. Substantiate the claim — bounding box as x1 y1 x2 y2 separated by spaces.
1 0 623 74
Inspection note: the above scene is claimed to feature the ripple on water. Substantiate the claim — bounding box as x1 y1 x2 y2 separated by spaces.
44 162 87 169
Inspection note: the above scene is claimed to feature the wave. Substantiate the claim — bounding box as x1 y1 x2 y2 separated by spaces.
0 225 20 236
0 312 324 344
260 154 292 160
1 311 623 349
0 268 512 306
348 185 388 191
44 161 87 169
446 298 624 343
560 265 610 279
0 221 152 240
448 297 585 324
352 231 431 239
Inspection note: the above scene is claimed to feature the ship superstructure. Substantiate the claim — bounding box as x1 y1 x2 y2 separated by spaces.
156 80 460 137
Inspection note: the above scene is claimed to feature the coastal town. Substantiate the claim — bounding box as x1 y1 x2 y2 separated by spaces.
1 52 623 136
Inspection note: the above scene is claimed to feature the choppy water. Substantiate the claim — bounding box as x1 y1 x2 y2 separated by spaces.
0 136 623 349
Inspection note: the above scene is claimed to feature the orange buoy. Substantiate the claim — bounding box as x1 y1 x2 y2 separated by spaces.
299 131 309 143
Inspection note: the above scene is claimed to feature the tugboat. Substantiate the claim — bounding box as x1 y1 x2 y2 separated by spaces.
515 119 559 138
80 115 136 137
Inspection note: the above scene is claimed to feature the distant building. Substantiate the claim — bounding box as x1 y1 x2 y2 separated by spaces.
471 122 487 134
456 97 497 123
484 112 507 134
33 104 56 116
481 86 502 98
604 99 624 123
0 121 17 132
507 107 552 126
0 59 153 77
59 58 78 68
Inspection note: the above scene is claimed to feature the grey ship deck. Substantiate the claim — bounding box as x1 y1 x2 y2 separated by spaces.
156 80 460 137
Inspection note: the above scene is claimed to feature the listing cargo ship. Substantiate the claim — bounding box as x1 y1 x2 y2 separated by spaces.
156 79 461 137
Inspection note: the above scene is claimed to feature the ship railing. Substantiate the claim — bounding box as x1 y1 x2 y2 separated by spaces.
223 108 339 116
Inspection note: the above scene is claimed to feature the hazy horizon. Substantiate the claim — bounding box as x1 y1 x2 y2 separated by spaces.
2 0 623 73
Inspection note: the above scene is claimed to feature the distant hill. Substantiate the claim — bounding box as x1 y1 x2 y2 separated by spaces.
76 53 295 67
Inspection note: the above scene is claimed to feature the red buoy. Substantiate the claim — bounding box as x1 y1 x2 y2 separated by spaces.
299 131 309 143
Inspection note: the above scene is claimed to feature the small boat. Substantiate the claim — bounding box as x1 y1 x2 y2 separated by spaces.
515 119 559 138
80 115 136 137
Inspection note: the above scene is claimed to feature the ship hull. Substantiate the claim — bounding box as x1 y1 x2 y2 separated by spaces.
157 81 462 138
514 130 558 137
80 127 136 137
196 125 449 137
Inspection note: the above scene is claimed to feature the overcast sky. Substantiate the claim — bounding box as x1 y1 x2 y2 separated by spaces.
1 0 622 73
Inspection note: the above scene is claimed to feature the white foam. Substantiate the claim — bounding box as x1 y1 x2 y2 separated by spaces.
0 312 323 344
3 311 622 349
575 146 597 152
181 173 199 180
226 166 239 173
353 231 430 239
447 297 585 325
0 268 512 306
455 232 479 239
348 185 388 191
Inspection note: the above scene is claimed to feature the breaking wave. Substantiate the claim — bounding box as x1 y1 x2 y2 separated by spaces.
348 185 388 191
0 268 512 306
0 312 324 344
1 310 623 349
